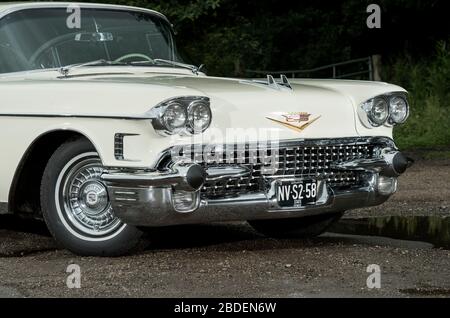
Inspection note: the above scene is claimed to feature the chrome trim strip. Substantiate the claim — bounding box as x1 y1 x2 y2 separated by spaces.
0 2 171 25
163 136 396 155
0 113 152 120
0 96 211 120
56 72 133 79
103 163 206 192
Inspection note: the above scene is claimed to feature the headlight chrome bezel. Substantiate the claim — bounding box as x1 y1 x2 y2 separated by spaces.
388 95 409 125
359 92 409 128
161 101 188 133
366 96 389 127
149 96 212 136
187 100 213 134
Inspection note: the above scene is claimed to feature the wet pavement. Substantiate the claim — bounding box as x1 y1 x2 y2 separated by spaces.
0 156 449 297
331 216 450 249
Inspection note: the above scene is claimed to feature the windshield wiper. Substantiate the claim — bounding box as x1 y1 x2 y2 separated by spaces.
59 59 126 76
153 59 204 75
58 58 205 76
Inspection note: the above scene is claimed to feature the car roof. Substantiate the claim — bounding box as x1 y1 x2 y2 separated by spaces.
0 2 171 24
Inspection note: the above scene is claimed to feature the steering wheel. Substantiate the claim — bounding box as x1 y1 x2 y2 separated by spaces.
29 33 77 66
114 53 154 63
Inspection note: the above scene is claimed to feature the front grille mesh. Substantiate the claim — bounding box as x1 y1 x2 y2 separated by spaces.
168 138 384 198
114 134 125 160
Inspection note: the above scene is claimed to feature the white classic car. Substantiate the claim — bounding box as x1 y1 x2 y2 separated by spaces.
0 2 412 255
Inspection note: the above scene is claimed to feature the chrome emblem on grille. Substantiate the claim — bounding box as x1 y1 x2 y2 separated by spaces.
283 112 311 122
267 112 321 133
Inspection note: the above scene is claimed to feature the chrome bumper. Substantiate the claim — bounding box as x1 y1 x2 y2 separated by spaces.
101 175 390 227
101 138 412 227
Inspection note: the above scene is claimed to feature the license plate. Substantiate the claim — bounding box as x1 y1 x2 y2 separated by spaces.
276 180 317 207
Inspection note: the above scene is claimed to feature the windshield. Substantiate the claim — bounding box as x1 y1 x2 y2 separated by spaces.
0 8 183 74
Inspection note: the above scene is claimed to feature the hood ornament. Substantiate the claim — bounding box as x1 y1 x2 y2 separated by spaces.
280 75 292 89
240 75 293 91
267 75 292 90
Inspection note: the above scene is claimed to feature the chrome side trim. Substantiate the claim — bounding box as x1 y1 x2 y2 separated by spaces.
103 163 206 192
0 113 153 120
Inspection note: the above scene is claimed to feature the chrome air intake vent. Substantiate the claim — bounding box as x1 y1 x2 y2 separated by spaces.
114 134 125 160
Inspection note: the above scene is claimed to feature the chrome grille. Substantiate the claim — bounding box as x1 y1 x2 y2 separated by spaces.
167 138 388 198
114 133 139 161
114 134 125 160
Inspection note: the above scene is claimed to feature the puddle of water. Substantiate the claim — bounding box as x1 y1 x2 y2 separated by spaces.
399 288 450 296
329 216 450 249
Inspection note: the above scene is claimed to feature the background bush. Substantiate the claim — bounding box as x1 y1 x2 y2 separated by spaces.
385 42 450 149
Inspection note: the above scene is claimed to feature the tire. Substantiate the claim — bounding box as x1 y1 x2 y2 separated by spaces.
248 212 344 239
40 138 143 256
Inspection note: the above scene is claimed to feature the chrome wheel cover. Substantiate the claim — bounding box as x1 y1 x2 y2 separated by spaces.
57 153 124 239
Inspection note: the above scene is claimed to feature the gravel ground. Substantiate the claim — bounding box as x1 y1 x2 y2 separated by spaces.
0 157 449 298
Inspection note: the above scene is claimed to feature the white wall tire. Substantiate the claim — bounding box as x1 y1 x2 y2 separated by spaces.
40 138 143 256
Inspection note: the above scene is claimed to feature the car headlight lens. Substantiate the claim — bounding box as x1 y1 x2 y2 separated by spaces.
359 93 409 128
389 96 409 124
149 97 211 136
162 102 187 131
367 97 389 126
188 101 212 133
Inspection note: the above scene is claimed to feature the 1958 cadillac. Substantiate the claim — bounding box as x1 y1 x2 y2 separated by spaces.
0 2 412 255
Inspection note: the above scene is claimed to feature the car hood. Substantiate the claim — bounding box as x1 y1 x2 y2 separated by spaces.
0 68 405 139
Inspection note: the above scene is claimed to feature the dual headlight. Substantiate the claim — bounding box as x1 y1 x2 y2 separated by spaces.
149 97 212 136
359 93 409 127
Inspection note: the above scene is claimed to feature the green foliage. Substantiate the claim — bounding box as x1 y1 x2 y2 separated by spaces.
385 42 450 149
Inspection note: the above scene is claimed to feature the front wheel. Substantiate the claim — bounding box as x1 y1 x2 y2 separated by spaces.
248 212 344 238
41 138 143 256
